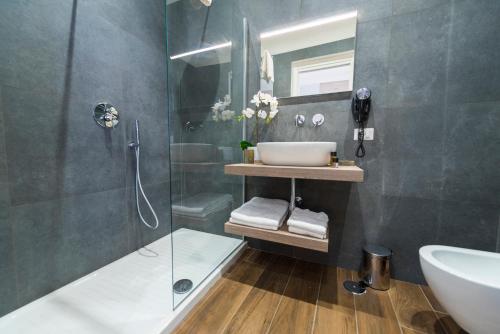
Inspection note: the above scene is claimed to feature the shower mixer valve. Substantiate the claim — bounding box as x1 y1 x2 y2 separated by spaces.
93 103 120 129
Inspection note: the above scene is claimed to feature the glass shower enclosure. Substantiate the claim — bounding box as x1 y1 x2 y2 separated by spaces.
167 0 246 307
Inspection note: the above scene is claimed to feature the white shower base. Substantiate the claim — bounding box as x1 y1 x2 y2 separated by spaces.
0 228 244 334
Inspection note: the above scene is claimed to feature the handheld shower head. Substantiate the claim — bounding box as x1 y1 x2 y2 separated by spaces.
200 0 212 6
128 120 140 149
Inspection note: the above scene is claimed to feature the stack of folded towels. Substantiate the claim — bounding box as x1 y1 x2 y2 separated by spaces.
230 197 289 230
287 208 329 239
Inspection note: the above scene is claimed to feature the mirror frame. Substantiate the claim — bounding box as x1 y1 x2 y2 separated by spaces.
277 91 352 106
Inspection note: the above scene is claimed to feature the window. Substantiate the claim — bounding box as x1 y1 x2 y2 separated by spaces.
291 51 354 96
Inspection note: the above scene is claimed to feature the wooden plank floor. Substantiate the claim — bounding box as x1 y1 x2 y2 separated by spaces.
174 249 468 334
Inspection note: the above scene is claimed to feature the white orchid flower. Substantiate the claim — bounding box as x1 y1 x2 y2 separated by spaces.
261 93 272 105
242 108 255 118
269 109 279 119
270 97 279 111
257 109 267 119
212 101 223 111
221 109 235 121
250 93 261 107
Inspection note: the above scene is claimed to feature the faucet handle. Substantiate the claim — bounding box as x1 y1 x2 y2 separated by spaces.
312 113 325 127
295 114 305 127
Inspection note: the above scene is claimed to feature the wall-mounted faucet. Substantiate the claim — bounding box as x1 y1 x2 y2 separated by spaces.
295 114 305 127
312 113 325 127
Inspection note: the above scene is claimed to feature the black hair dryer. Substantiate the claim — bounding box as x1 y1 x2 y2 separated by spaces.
351 88 372 158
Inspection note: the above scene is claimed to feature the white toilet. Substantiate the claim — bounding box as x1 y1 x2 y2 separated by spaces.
420 245 500 334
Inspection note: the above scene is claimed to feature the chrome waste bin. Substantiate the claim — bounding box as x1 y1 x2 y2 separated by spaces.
359 244 392 290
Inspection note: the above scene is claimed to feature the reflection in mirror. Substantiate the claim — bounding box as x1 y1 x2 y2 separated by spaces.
260 11 357 100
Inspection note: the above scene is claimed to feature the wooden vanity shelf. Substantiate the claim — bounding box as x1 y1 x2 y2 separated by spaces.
224 163 364 182
224 222 329 252
224 163 363 252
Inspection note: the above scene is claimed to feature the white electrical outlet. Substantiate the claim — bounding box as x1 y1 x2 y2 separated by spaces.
354 128 374 140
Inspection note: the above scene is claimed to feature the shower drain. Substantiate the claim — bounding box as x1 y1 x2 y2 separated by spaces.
173 279 193 294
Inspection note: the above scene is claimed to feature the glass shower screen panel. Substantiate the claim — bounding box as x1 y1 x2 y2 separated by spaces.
167 0 245 308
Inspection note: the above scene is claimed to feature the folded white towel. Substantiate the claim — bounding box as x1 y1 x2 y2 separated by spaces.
230 197 288 229
288 226 327 239
260 50 274 83
287 208 329 235
229 217 283 231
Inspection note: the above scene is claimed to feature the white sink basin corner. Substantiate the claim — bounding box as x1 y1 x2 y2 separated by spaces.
257 142 337 167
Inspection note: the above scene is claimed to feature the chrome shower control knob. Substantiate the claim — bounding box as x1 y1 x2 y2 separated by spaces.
312 114 325 127
93 103 119 129
295 114 305 127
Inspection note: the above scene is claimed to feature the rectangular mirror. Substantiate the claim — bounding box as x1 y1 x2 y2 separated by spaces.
260 11 357 104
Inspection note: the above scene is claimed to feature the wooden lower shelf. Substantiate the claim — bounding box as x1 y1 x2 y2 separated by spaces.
224 221 328 253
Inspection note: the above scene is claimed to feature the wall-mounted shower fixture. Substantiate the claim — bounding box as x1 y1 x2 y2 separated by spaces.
93 103 119 128
200 0 212 7
129 120 159 230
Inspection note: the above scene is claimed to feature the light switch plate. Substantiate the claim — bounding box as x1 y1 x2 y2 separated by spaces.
354 128 374 140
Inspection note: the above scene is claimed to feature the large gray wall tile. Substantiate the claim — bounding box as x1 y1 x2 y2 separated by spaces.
299 0 392 23
442 101 500 206
446 0 500 104
387 5 450 108
12 188 131 306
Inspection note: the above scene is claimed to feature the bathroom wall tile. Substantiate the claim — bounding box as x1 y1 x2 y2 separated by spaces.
436 200 499 251
237 0 301 32
387 5 450 109
442 101 500 206
94 0 165 51
0 213 18 317
392 0 450 16
11 199 61 305
353 17 391 108
12 188 130 305
168 0 233 55
258 105 351 148
381 105 444 200
1 85 66 205
376 196 440 283
128 181 172 249
1 0 170 315
446 0 500 104
0 86 10 208
0 2 71 91
299 0 392 23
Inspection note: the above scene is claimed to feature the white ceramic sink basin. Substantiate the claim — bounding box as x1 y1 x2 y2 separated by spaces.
257 142 336 167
